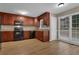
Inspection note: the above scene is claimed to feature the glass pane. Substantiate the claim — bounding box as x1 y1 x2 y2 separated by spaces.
60 17 69 37
72 14 79 41
60 17 69 30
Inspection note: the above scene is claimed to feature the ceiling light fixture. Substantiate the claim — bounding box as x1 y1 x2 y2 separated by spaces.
17 11 28 15
21 11 28 15
58 3 64 7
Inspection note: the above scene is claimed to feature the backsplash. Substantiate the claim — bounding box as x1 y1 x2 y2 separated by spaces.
1 25 14 31
1 25 36 31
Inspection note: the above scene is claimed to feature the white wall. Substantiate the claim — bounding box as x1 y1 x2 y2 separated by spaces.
50 14 57 41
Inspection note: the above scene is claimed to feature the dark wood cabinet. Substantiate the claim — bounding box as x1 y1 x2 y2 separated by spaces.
8 31 14 41
8 15 16 25
43 31 49 42
35 31 43 41
35 31 49 42
24 31 30 39
1 14 16 25
0 12 34 25
1 31 13 42
33 18 39 26
1 31 8 42
2 14 9 25
24 17 34 26
37 12 50 26
14 15 34 26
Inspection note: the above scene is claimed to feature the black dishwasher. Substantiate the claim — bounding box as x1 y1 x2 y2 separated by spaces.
29 31 35 39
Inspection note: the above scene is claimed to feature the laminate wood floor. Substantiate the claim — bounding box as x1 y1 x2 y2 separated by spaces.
0 39 79 55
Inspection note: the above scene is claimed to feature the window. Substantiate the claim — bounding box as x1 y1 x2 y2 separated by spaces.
60 17 69 30
72 14 79 39
59 12 79 44
60 17 69 37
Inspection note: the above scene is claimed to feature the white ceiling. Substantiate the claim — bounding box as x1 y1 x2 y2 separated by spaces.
0 3 79 17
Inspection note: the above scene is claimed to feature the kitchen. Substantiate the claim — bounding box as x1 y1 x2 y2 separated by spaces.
0 12 50 42
0 3 79 55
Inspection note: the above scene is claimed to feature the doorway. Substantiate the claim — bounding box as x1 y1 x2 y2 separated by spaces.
58 13 79 45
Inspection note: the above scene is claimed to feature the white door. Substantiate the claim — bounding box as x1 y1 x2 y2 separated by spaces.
58 14 79 45
58 16 70 41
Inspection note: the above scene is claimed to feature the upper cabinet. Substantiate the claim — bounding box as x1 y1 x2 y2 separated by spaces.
0 12 50 26
1 13 16 25
8 14 16 25
37 12 50 26
24 17 34 26
2 14 9 25
0 12 34 26
15 15 34 26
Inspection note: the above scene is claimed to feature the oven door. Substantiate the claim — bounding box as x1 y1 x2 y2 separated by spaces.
14 31 24 41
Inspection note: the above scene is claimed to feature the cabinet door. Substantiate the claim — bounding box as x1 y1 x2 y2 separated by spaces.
43 31 49 42
37 12 50 26
8 15 16 25
8 31 13 41
24 31 29 39
24 17 34 26
44 13 50 26
34 18 38 26
1 31 13 42
2 14 15 25
15 16 26 25
35 31 43 41
2 14 9 25
1 31 8 42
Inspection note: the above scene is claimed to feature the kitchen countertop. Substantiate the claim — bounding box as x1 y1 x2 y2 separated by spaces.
1 25 49 31
23 26 49 31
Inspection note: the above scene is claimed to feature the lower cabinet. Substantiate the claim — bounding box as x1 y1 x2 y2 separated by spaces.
35 31 43 41
35 31 49 42
24 31 35 39
24 31 30 39
1 31 30 42
1 31 13 42
1 31 49 42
